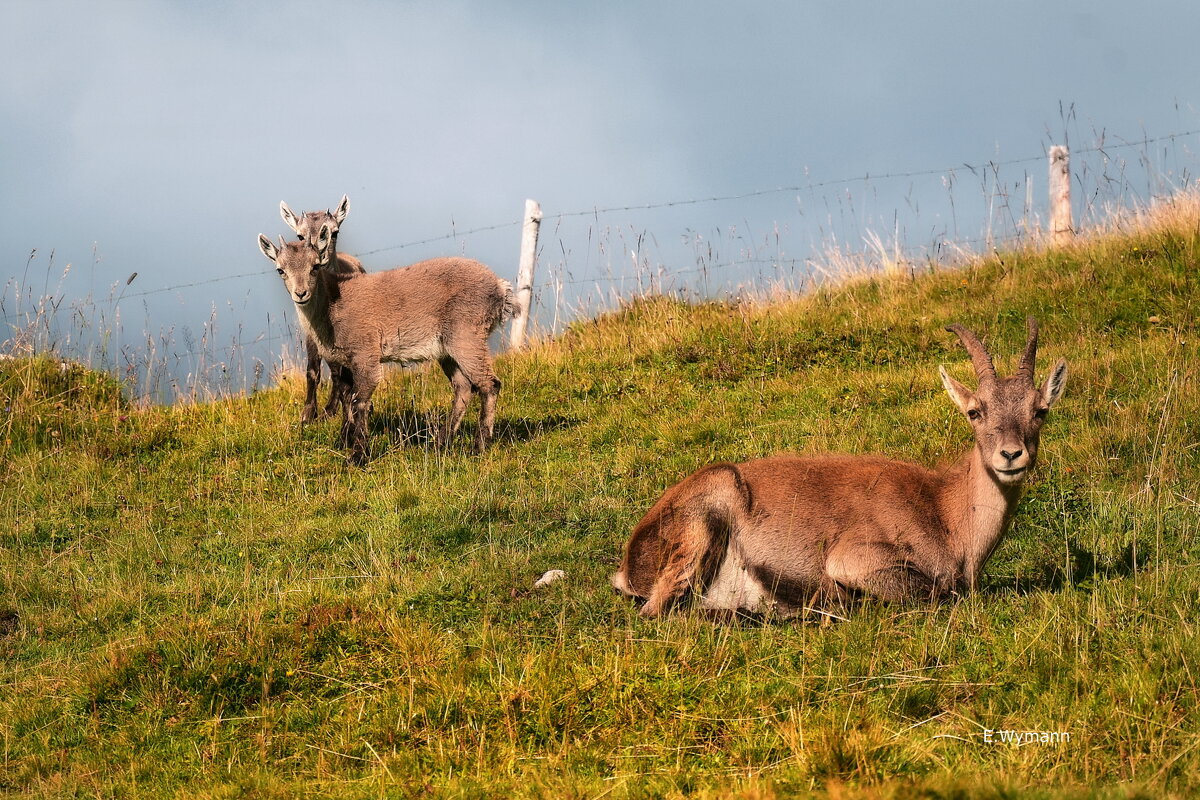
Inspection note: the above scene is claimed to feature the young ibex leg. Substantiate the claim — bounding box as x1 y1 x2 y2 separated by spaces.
475 374 501 453
301 335 322 425
346 368 378 466
441 342 502 452
335 368 355 449
322 363 350 420
437 357 474 450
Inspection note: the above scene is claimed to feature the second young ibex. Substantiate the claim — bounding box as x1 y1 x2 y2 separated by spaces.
279 195 365 423
612 319 1067 617
258 220 515 464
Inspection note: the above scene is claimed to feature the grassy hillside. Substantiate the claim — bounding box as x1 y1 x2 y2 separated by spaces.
1 199 1198 798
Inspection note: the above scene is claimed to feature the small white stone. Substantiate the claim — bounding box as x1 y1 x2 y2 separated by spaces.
533 569 566 589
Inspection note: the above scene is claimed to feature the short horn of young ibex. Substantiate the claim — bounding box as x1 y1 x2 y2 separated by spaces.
612 319 1068 618
280 194 363 269
257 225 516 465
279 195 365 423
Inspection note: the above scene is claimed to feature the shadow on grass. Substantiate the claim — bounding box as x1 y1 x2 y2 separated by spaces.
493 414 581 443
368 407 436 446
359 409 583 452
615 540 1149 625
986 538 1148 596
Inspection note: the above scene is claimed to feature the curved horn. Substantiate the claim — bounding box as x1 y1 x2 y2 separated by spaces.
1015 317 1039 383
945 323 996 383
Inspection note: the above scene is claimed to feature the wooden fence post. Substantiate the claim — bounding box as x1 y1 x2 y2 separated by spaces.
508 198 542 350
1048 145 1073 243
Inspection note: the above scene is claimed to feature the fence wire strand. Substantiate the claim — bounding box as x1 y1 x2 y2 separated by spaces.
18 127 1200 304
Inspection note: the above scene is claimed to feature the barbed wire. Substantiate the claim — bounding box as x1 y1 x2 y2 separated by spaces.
1073 127 1200 156
356 219 524 257
352 128 1200 240
14 127 1200 306
547 234 1005 288
121 271 264 300
152 332 292 362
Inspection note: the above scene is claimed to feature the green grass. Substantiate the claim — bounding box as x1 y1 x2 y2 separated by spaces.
1 202 1198 798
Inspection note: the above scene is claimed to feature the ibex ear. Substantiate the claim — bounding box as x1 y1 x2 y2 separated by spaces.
939 365 975 415
280 201 300 233
257 234 279 262
334 194 349 225
1042 359 1067 407
314 222 334 260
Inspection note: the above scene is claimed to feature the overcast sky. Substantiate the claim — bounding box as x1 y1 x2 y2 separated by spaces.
2 0 1198 392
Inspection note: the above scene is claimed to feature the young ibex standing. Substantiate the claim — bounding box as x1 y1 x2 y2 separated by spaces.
279 195 366 423
613 320 1067 617
258 224 515 464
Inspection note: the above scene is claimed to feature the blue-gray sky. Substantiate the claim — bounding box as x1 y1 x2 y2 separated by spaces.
2 0 1198 393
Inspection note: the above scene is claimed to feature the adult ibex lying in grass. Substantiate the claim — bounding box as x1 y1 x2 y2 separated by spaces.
258 224 515 464
279 195 365 423
612 319 1067 618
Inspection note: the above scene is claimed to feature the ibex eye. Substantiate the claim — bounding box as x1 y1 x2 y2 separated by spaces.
967 409 982 421
1034 408 1049 420
276 268 284 276
297 235 305 241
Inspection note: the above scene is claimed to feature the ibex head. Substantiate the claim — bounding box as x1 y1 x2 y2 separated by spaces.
257 235 325 306
939 319 1067 486
280 195 349 265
